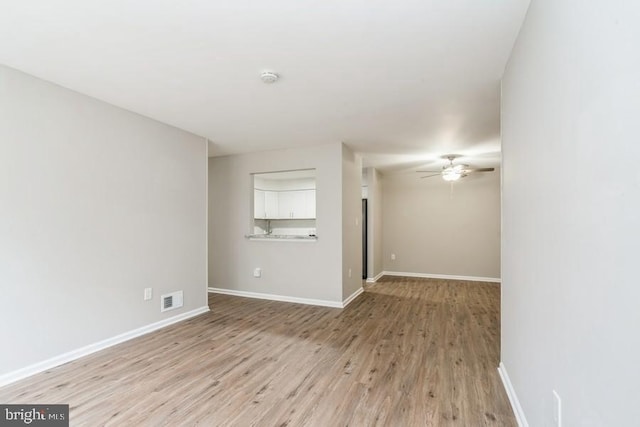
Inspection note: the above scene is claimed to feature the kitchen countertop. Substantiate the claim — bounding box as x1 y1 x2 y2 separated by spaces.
245 234 317 241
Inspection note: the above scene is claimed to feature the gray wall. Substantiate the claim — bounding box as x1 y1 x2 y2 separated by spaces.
501 0 640 425
208 143 346 303
0 65 208 377
382 170 500 279
341 145 362 299
364 167 383 279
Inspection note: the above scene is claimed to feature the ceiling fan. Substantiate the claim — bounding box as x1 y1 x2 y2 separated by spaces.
417 155 495 181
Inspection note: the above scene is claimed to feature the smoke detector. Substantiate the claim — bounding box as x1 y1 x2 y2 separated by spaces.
260 71 279 84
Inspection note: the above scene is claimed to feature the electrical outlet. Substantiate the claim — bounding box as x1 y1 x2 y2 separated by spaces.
391 253 396 260
553 390 562 427
348 268 352 278
144 288 152 301
355 217 359 226
254 268 262 278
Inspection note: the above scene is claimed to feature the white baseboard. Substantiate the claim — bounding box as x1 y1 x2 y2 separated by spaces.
498 362 529 427
365 271 385 284
342 286 364 307
0 306 210 388
208 287 343 308
382 271 501 283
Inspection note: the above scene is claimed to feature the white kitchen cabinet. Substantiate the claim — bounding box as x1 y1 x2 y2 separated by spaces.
265 191 279 218
277 191 302 218
255 190 279 219
276 191 291 218
277 190 315 219
254 190 265 219
304 189 316 218
257 189 315 219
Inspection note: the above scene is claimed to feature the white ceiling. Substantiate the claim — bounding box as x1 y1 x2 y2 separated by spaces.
0 0 529 172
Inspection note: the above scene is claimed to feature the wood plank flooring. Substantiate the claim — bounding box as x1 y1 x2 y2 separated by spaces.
0 277 516 426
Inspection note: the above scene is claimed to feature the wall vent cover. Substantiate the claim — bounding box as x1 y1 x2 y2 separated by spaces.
160 291 183 312
163 295 173 310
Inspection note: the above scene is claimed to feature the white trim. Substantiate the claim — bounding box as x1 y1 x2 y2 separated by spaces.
209 287 364 308
0 306 210 388
365 271 385 284
342 286 364 307
208 287 343 308
205 137 210 309
382 271 501 283
498 362 529 427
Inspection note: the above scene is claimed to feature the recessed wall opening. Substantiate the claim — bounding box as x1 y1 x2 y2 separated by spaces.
251 169 317 238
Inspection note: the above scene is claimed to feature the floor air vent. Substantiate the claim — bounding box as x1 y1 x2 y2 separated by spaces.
160 291 183 313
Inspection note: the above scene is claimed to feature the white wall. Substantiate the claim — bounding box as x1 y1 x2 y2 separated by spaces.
364 167 383 280
0 65 208 377
501 1 640 425
208 143 344 303
254 177 316 191
341 145 362 299
382 170 501 279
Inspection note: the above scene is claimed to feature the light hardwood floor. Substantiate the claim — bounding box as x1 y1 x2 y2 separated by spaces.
0 277 516 426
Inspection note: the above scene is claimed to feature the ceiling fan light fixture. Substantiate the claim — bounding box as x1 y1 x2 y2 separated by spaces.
417 155 493 182
442 166 462 181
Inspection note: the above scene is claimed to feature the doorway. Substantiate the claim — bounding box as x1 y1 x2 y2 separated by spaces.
362 198 367 279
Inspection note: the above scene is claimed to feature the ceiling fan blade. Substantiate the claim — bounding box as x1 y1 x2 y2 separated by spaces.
420 174 441 179
466 167 495 173
416 170 441 173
